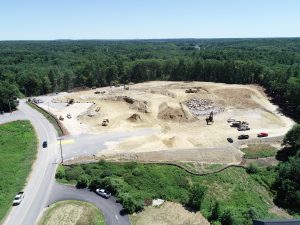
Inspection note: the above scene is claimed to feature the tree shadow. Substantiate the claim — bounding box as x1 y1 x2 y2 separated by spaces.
276 146 298 162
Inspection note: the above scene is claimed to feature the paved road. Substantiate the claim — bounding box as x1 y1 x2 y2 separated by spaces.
48 183 130 225
2 101 59 225
1 101 131 225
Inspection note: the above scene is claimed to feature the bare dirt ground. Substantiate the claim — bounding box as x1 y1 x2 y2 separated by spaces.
38 81 295 164
130 201 209 225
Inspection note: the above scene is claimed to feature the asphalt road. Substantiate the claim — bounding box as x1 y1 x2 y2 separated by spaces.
48 183 130 225
1 101 131 225
2 101 58 225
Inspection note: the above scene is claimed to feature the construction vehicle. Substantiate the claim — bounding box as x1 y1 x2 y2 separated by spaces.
102 119 109 126
205 111 214 125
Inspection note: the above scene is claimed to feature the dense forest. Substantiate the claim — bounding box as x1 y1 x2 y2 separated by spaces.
0 38 300 120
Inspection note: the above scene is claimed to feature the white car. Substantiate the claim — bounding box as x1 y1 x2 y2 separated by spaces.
96 188 111 199
13 192 24 206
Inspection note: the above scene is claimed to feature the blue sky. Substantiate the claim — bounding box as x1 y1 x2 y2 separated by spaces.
0 0 300 40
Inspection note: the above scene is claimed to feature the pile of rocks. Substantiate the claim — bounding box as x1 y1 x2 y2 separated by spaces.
185 98 224 116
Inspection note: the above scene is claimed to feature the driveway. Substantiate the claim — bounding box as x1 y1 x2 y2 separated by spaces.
48 183 130 225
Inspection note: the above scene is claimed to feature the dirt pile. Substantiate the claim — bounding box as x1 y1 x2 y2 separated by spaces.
150 89 176 98
158 102 196 122
185 98 224 116
103 96 151 113
127 113 142 122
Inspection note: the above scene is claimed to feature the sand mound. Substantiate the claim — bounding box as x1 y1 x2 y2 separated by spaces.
158 102 196 122
127 113 142 122
103 96 151 113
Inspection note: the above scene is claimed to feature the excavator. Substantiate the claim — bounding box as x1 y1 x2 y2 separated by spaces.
206 111 214 125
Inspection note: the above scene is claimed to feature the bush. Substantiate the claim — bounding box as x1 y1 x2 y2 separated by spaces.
76 175 89 189
55 165 65 179
246 163 259 174
65 165 84 181
119 193 144 213
187 183 206 211
221 209 234 225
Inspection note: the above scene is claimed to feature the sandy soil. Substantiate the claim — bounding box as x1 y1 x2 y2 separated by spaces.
130 201 209 225
37 81 295 163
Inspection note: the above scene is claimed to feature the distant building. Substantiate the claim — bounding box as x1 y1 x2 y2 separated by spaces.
253 219 300 225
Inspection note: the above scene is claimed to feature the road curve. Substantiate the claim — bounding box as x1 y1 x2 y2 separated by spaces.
2 101 59 225
47 183 130 225
1 101 130 225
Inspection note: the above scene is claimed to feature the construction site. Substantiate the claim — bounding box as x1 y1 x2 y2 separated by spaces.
37 81 295 165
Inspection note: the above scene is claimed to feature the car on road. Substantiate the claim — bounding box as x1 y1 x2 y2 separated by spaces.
257 132 268 137
42 141 47 148
13 192 24 206
238 134 249 140
227 138 233 143
96 188 111 199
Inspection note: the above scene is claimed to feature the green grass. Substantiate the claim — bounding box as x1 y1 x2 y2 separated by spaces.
38 200 105 225
241 144 278 159
27 102 63 136
0 120 37 222
58 161 282 224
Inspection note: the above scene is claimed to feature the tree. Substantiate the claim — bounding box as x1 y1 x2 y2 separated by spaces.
0 81 19 112
76 175 89 189
220 209 234 225
187 183 206 210
283 124 300 147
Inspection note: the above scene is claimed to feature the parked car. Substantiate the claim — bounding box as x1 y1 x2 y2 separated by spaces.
257 132 268 137
13 192 24 206
237 126 250 131
227 138 233 143
238 134 249 140
96 188 111 199
42 141 47 148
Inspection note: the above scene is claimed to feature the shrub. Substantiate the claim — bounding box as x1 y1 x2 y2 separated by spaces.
55 165 65 179
76 175 89 189
119 193 144 213
65 165 85 181
187 183 206 211
246 163 259 174
221 209 234 225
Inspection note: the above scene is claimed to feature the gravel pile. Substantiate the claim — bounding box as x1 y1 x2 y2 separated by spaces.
185 98 224 116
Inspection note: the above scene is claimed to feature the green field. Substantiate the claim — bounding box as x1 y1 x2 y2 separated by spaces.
0 120 37 222
38 200 105 225
58 161 282 225
241 144 278 159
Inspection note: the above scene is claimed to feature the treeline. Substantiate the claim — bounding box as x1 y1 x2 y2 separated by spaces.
0 39 300 120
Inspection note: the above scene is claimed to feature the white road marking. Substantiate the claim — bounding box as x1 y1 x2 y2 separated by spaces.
115 214 119 220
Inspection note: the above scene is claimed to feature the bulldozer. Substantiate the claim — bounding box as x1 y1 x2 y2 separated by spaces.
205 111 214 125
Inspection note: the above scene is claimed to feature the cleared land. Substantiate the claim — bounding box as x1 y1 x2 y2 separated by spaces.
38 200 105 225
38 81 294 164
0 120 37 222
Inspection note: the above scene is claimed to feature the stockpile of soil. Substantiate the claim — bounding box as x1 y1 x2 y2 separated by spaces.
103 96 151 113
127 113 142 122
185 98 224 116
158 102 195 122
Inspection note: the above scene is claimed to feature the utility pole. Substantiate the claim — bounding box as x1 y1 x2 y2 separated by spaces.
57 137 64 163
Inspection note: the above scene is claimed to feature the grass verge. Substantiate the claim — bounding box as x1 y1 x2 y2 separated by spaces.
26 102 64 136
0 120 37 222
241 144 278 159
57 161 284 225
38 200 105 225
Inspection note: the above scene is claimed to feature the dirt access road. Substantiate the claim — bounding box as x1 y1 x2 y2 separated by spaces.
37 81 295 165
